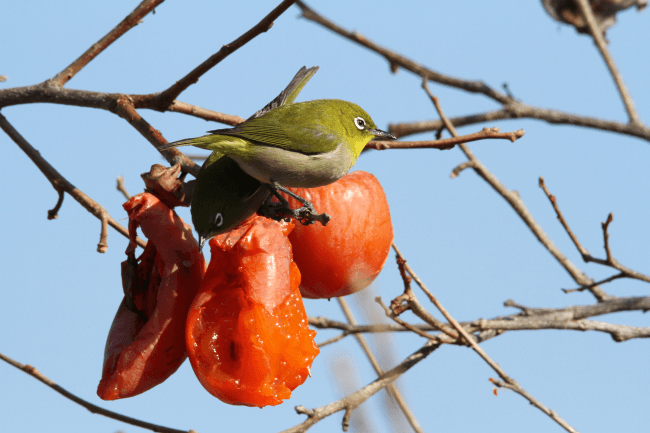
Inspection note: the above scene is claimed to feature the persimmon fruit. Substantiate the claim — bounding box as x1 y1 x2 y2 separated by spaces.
285 171 393 299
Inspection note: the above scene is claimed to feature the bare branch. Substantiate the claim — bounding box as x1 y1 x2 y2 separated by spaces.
420 80 612 302
539 180 650 284
337 298 424 433
309 317 433 334
389 107 650 143
375 296 437 341
113 97 200 177
47 189 65 220
136 0 298 109
0 113 146 251
562 272 626 294
364 127 524 151
296 2 649 143
575 0 640 124
295 1 510 104
167 100 245 126
539 176 591 258
394 247 579 433
0 351 196 433
116 176 132 200
49 0 164 87
281 341 439 433
312 294 650 344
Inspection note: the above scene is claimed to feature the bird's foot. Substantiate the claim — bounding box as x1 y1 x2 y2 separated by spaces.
259 197 331 227
259 182 331 226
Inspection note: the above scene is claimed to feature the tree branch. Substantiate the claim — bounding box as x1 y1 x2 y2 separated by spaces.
575 0 640 124
0 113 146 251
420 80 612 302
296 1 650 144
393 246 579 433
388 107 650 143
0 351 196 433
49 0 164 87
295 1 510 104
281 341 439 433
539 178 650 284
364 127 524 151
133 0 298 110
337 298 424 433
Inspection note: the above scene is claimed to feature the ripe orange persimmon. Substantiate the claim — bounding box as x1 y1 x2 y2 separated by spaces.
97 193 205 400
284 171 393 299
185 215 319 407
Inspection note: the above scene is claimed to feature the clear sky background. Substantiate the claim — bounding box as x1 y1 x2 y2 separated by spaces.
1 1 649 432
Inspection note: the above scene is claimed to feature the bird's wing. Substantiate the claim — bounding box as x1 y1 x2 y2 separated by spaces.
247 66 319 120
207 116 341 155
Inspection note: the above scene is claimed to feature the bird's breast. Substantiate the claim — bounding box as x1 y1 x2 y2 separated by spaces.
232 144 354 188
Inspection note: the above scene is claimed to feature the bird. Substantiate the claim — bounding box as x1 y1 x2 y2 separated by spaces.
159 66 395 248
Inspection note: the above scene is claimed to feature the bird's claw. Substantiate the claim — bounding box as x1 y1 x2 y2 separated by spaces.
259 201 330 227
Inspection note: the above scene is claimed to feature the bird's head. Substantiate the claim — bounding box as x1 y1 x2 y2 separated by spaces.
336 101 395 160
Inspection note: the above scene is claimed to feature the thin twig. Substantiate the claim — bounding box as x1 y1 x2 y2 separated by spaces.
393 247 579 433
311 293 650 343
0 113 146 250
337 298 424 433
135 0 298 109
388 106 650 143
0 351 196 433
295 1 509 104
295 1 649 144
113 97 200 177
167 101 246 126
602 213 614 262
49 0 164 87
575 0 640 124
539 176 591 258
116 176 132 200
317 332 350 348
309 317 434 334
562 272 625 294
364 127 525 151
281 341 439 433
420 79 611 302
47 189 65 220
375 296 437 341
539 179 650 284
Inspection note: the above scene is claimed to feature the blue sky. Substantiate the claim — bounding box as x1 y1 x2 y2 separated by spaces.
1 1 649 432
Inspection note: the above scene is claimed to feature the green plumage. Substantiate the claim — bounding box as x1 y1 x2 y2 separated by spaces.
159 66 395 247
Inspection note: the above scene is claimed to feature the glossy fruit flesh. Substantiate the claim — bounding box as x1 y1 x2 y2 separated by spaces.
186 215 319 407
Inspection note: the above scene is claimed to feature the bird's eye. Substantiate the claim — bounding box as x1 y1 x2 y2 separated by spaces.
354 117 366 130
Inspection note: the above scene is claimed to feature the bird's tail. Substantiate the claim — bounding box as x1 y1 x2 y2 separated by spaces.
158 134 218 151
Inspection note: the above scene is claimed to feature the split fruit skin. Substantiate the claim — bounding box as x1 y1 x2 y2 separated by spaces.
186 215 319 407
97 193 205 400
285 171 394 299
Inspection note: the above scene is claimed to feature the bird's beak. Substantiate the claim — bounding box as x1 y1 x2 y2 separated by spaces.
198 234 207 251
369 128 396 140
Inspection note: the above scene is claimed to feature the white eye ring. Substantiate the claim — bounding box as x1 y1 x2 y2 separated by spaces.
354 117 366 130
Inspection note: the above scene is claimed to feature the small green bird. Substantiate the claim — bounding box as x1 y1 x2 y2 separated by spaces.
160 66 395 247
190 152 271 249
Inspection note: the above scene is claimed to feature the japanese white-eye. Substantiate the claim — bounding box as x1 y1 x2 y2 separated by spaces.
160 66 395 247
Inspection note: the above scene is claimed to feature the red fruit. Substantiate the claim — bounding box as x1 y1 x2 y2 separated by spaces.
97 193 205 400
186 215 319 407
285 171 393 299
